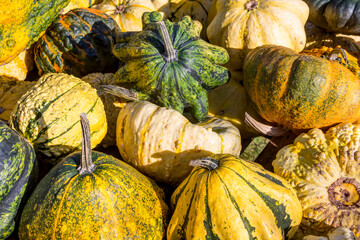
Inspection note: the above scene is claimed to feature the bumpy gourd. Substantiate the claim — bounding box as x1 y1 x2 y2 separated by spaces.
116 101 241 185
113 11 230 122
168 154 302 239
273 123 360 237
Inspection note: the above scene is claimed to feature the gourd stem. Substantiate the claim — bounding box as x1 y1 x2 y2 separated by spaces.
78 113 96 175
189 157 218 171
101 85 139 101
244 112 288 137
327 47 349 65
158 21 178 63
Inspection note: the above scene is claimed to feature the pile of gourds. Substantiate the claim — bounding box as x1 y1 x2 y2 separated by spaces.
1 0 360 239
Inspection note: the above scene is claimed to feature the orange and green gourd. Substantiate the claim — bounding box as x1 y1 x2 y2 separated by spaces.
243 45 360 131
113 11 230 122
18 113 169 240
168 154 302 239
0 121 36 240
0 0 70 65
34 8 119 78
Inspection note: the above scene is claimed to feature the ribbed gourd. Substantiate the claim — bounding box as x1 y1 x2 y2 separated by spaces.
273 123 360 238
168 154 302 239
10 73 107 163
0 0 69 65
19 113 169 240
0 120 36 239
34 8 119 78
113 11 230 122
116 101 241 185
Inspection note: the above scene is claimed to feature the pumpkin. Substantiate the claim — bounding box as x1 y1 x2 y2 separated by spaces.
0 0 69 65
168 154 302 239
34 8 119 78
0 120 36 239
10 73 107 164
206 0 309 70
304 0 360 35
303 227 359 240
243 45 360 131
19 113 169 240
0 48 34 81
62 0 100 13
113 11 230 122
273 123 360 237
168 0 212 39
0 79 35 121
116 100 241 185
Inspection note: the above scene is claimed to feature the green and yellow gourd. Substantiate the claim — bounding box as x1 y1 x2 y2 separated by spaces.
273 123 360 237
0 0 69 65
113 11 230 122
168 154 302 239
116 100 241 185
19 113 169 240
10 73 107 164
0 121 36 239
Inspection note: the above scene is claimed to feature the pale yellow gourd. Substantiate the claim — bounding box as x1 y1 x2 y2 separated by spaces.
61 0 100 13
0 49 34 81
116 101 241 185
207 0 309 70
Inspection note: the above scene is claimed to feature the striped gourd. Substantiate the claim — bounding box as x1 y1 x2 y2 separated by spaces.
10 73 107 163
19 114 169 240
0 120 36 239
116 101 241 185
168 154 302 239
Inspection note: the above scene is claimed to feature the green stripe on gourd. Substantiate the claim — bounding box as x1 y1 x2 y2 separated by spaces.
113 11 230 122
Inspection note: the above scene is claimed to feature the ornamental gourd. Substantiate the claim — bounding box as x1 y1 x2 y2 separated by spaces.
168 154 302 239
10 73 107 163
243 45 360 131
0 0 69 65
113 11 230 122
0 121 36 239
19 113 169 240
273 123 360 237
62 0 99 13
116 100 241 185
206 0 309 70
0 48 34 81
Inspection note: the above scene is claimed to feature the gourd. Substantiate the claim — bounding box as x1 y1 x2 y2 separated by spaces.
168 154 302 239
0 120 36 239
0 0 69 65
34 8 119 78
206 0 309 70
303 227 359 240
303 0 360 35
62 0 99 13
116 100 241 185
273 123 360 237
19 113 169 240
0 48 34 81
10 73 107 164
243 45 360 131
113 11 230 122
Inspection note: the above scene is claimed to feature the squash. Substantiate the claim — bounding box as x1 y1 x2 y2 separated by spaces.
19 113 169 240
243 45 360 131
273 123 360 237
0 120 36 239
113 11 230 122
206 0 309 70
304 0 360 35
62 0 99 13
10 73 107 164
168 154 302 239
34 8 119 78
0 79 36 121
303 227 359 240
0 0 69 65
116 100 241 185
0 48 34 81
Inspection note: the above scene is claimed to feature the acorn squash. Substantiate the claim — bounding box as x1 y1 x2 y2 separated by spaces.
113 11 230 122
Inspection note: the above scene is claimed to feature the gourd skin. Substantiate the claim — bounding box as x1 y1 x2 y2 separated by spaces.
273 123 360 237
168 154 302 240
10 73 107 163
243 45 360 130
0 121 36 239
0 49 34 81
0 0 69 65
62 0 99 13
19 151 169 240
116 101 241 185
